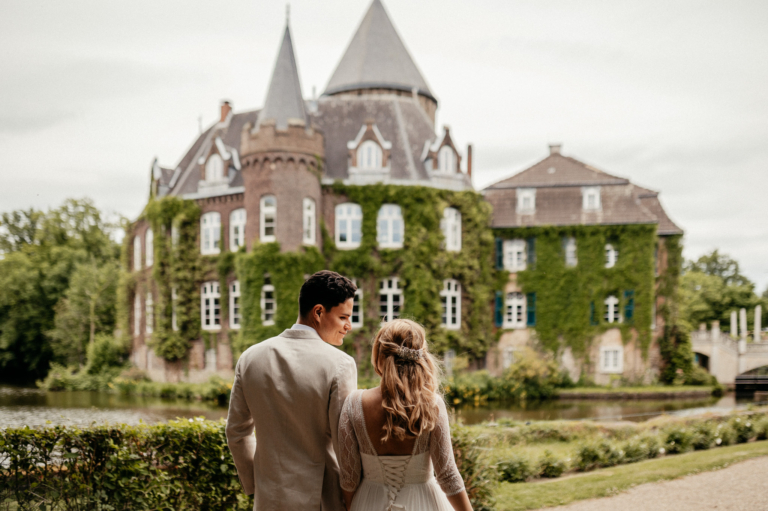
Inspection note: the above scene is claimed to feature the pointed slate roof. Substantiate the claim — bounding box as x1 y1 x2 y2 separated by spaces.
324 0 435 101
257 24 307 130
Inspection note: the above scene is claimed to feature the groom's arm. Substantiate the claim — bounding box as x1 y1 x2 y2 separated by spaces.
329 355 358 459
226 357 256 495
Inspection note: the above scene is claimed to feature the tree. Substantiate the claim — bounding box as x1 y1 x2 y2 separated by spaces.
687 250 752 287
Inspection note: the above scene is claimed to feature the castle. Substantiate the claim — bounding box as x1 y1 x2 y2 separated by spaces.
126 0 682 385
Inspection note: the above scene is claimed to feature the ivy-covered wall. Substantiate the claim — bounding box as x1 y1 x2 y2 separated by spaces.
494 224 658 356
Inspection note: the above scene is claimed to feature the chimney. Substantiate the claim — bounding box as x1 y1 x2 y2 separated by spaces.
467 144 473 178
220 100 232 123
549 143 562 155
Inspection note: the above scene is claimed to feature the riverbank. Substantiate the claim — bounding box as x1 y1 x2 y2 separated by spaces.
557 386 716 400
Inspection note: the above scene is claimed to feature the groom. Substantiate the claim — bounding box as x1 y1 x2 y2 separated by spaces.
226 270 358 511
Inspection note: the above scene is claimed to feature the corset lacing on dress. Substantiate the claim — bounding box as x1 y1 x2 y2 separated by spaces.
379 455 412 511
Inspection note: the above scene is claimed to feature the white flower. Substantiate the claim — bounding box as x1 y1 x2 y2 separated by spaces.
736 418 741 422
716 438 722 445
189 419 194 423
659 447 666 454
670 441 675 445
747 422 752 427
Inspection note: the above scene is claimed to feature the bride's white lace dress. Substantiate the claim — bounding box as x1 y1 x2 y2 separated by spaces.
339 390 465 511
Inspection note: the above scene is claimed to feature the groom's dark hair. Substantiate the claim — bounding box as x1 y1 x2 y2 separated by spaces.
299 271 357 317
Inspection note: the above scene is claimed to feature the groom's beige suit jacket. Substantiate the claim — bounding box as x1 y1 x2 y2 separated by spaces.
226 328 357 511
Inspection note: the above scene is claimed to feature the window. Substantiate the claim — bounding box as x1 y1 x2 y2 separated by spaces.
624 290 635 323
145 292 153 334
133 236 141 270
171 287 178 331
379 278 402 322
145 229 153 267
440 279 461 330
206 154 224 182
303 198 316 246
526 238 536 269
503 239 527 272
600 346 623 373
502 347 515 370
582 186 601 211
516 188 536 214
134 294 141 335
230 280 241 329
377 204 404 249
201 212 221 255
261 276 276 325
438 146 456 173
590 301 598 326
171 224 179 247
504 292 526 329
229 208 246 251
336 203 363 249
651 300 657 330
260 195 276 242
442 207 462 252
604 295 620 324
201 282 221 330
564 237 577 267
526 293 536 327
351 279 363 329
605 243 619 268
357 140 383 170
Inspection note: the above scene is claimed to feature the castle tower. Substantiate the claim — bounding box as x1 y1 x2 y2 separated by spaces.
240 20 324 252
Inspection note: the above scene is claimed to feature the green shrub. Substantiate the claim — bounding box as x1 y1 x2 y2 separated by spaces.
85 333 129 374
754 416 768 440
576 440 624 471
538 450 566 478
729 416 755 444
451 426 496 511
714 422 737 446
691 422 717 450
665 428 694 454
621 433 661 463
498 453 535 483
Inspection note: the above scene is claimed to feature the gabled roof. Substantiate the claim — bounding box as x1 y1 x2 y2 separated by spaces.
324 0 434 101
485 152 629 189
257 24 307 130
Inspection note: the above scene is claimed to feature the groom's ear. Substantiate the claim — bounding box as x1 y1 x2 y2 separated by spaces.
311 303 326 321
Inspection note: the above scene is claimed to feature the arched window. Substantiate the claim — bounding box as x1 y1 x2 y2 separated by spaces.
605 244 619 268
357 140 383 170
145 229 154 267
335 203 362 249
229 208 246 251
442 207 461 252
261 275 276 325
200 212 221 255
260 195 276 242
201 281 221 330
145 292 154 334
230 280 241 329
134 294 141 335
303 198 316 246
206 154 224 182
441 279 461 330
133 235 141 271
438 146 456 174
604 295 620 324
377 204 404 249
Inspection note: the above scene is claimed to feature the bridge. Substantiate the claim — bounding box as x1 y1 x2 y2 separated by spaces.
691 320 768 388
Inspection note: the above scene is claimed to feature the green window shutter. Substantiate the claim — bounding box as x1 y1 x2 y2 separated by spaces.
624 290 635 322
495 238 503 269
526 237 536 269
526 292 536 326
494 291 503 327
590 301 597 326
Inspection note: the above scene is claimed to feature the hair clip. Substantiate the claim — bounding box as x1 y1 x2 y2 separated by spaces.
396 345 423 361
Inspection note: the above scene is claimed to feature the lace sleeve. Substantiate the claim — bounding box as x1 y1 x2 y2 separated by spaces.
429 398 465 497
338 391 362 493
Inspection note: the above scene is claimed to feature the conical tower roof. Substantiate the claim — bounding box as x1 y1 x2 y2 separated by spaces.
324 0 434 101
257 23 307 129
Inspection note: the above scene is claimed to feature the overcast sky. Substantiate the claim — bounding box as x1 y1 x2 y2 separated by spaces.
1 0 766 290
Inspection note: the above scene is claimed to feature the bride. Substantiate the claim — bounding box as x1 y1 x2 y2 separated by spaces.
338 319 474 511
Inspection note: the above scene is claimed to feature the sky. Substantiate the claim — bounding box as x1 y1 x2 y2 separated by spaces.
1 0 766 290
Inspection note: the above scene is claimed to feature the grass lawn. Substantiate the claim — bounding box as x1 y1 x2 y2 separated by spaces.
557 385 714 395
494 440 768 511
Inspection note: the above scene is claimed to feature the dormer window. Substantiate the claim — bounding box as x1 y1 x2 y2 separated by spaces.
205 154 224 182
582 186 601 210
517 188 536 214
357 141 383 170
438 146 456 174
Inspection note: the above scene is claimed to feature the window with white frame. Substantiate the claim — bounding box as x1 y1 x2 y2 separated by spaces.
438 146 456 174
351 279 363 329
564 237 578 267
134 294 141 335
206 154 224 182
145 229 153 267
260 195 276 242
516 188 536 214
441 279 461 330
503 239 527 272
230 280 241 329
377 204 404 249
604 295 620 324
357 140 383 170
133 236 141 270
229 208 246 251
442 207 462 252
201 282 221 330
605 243 619 268
261 276 276 325
600 346 623 373
171 224 179 247
504 292 526 329
335 203 362 249
582 186 601 211
379 277 402 322
171 287 178 331
145 292 153 334
303 198 316 246
201 212 221 255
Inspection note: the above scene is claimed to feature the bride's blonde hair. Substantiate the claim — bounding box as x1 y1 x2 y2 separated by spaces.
372 319 442 442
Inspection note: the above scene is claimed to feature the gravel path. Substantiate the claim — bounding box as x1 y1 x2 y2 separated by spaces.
541 456 768 511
